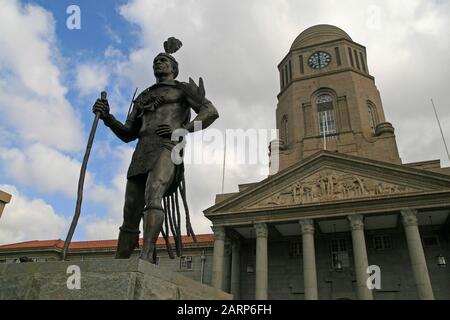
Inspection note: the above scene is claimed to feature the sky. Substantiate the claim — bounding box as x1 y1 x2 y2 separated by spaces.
0 0 449 244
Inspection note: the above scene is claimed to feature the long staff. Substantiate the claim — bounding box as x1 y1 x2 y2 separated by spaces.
61 91 106 260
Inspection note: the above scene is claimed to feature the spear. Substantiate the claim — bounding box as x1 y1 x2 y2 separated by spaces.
61 91 106 260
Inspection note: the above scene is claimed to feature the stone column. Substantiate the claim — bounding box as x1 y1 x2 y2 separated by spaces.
254 223 268 300
222 240 232 292
211 226 226 290
401 209 435 300
299 219 318 300
348 214 373 300
230 241 241 299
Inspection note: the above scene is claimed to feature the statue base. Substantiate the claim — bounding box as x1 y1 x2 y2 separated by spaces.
0 257 232 300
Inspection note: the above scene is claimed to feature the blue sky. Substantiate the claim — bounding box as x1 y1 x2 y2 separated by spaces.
0 0 449 244
0 0 146 242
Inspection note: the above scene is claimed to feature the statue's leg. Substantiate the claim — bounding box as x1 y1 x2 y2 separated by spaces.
116 175 146 259
140 149 175 263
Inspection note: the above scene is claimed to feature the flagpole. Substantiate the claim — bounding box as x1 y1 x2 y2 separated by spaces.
221 131 226 193
431 99 450 163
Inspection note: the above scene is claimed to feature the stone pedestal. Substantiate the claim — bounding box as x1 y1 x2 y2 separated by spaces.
0 258 232 300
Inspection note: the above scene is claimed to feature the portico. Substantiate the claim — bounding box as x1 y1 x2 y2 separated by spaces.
206 151 450 300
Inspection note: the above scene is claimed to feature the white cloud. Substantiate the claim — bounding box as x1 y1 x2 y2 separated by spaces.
0 184 67 244
0 144 86 196
75 63 109 96
0 142 134 241
112 0 450 237
0 0 84 152
0 142 131 204
2 0 450 243
80 145 133 240
81 216 122 240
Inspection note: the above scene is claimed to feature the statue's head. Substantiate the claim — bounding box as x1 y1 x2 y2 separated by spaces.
153 53 179 79
153 37 182 80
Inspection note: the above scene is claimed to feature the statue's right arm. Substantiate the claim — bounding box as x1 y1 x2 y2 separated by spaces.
93 98 140 143
103 114 140 143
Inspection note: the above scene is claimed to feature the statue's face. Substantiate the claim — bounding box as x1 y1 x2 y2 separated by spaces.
153 55 174 77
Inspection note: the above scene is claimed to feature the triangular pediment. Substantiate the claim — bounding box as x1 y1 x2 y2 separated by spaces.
205 151 450 215
247 167 423 210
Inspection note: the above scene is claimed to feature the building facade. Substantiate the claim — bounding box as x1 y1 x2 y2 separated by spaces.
205 25 450 300
1 25 449 300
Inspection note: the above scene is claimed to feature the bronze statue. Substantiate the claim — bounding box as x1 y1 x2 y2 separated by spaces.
93 38 219 263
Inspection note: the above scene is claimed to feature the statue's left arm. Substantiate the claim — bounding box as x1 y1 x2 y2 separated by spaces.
184 97 219 132
179 78 219 132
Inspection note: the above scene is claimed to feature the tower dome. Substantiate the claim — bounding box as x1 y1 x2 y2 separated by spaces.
290 24 352 50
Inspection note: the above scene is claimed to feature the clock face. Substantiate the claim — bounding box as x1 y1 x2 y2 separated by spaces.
308 51 332 69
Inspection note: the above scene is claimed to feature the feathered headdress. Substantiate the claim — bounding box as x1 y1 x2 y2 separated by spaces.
155 37 183 78
164 37 183 54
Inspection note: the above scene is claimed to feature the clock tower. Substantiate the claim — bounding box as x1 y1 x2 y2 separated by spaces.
276 24 401 171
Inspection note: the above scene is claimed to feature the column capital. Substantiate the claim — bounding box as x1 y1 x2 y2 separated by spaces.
212 226 226 241
299 219 315 235
348 214 365 230
254 223 268 238
401 209 419 227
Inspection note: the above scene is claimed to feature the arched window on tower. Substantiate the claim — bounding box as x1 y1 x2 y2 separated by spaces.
367 101 379 133
282 115 289 145
317 94 336 136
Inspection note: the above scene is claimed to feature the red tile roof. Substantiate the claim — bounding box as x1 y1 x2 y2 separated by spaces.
0 234 214 251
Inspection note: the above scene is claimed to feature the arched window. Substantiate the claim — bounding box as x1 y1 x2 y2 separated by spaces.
282 115 289 144
317 94 336 136
367 101 378 133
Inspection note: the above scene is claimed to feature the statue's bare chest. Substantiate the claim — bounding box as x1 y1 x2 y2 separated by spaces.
137 86 184 114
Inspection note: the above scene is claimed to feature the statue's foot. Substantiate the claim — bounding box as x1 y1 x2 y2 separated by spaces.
139 252 156 264
115 228 139 259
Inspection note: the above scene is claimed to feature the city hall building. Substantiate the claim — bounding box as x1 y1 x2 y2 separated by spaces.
1 25 449 300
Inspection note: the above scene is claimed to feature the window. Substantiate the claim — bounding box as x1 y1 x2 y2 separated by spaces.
284 64 289 86
299 55 304 74
280 68 285 89
317 94 337 136
359 52 367 72
354 49 360 69
179 256 193 270
289 241 302 258
348 47 354 67
367 102 378 133
331 239 350 269
288 60 292 80
423 236 439 247
282 115 289 145
335 47 341 66
373 235 392 251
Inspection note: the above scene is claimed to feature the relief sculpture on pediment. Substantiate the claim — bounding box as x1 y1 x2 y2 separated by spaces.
253 170 421 208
